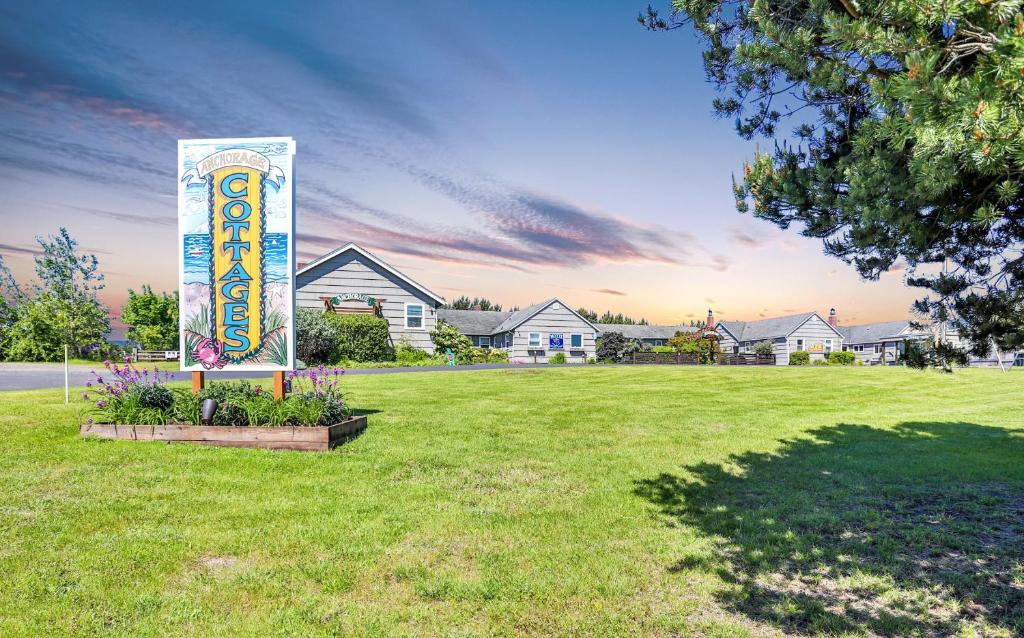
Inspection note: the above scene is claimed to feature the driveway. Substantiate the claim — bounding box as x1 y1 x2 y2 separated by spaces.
0 362 553 391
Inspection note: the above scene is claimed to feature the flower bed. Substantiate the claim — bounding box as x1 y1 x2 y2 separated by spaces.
78 360 364 451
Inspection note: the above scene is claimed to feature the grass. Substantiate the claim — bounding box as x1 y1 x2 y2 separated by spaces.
1 366 1023 637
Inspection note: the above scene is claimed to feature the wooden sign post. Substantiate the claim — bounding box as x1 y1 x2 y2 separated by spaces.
273 371 286 400
192 371 205 394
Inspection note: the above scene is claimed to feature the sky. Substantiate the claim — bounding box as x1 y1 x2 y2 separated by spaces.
0 0 920 332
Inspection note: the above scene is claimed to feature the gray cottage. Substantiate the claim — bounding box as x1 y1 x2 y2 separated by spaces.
438 298 598 363
715 309 844 365
296 243 446 353
593 323 697 347
836 320 931 364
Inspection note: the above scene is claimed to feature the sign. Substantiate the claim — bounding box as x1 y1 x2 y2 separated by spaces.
330 293 377 307
806 342 824 353
178 137 296 371
445 348 456 367
549 333 564 350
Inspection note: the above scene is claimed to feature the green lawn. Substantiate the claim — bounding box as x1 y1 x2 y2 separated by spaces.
2 367 1023 637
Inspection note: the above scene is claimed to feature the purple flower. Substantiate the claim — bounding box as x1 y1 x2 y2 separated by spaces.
254 385 262 395
96 377 103 385
103 360 111 368
96 400 107 409
85 381 92 388
86 417 94 425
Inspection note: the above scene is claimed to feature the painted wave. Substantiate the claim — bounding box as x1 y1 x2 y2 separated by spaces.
183 233 290 285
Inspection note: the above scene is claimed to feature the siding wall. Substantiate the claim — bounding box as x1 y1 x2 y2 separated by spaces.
844 341 901 364
508 303 596 363
784 315 842 365
295 251 440 353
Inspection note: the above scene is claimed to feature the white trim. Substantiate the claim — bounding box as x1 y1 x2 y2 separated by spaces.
297 243 445 304
788 312 845 340
478 336 491 348
404 302 425 330
570 333 583 349
496 298 599 334
528 332 541 348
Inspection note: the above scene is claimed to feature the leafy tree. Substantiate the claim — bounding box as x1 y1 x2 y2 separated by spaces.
0 256 23 359
641 1 1024 364
445 296 504 311
667 330 720 363
6 229 109 359
121 286 179 350
430 320 472 357
752 341 774 356
596 331 648 361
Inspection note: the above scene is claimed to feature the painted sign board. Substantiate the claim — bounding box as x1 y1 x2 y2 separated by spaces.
549 333 564 350
178 137 296 371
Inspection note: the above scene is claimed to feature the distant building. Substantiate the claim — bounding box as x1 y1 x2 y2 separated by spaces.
592 323 697 347
836 320 931 364
715 309 844 365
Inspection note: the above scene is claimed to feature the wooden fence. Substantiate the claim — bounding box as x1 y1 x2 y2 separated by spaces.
626 352 701 365
135 349 179 362
718 353 775 366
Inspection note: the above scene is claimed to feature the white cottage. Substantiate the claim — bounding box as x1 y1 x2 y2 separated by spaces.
715 309 844 365
296 243 446 352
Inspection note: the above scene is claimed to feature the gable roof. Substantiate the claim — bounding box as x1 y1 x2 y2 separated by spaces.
493 298 598 334
436 309 511 335
594 323 698 340
717 311 842 341
837 320 923 344
296 243 445 304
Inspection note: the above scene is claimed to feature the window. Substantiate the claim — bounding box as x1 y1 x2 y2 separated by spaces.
570 334 583 349
853 345 864 352
825 339 833 354
405 303 423 329
795 339 804 351
478 336 490 348
874 344 881 354
528 332 541 348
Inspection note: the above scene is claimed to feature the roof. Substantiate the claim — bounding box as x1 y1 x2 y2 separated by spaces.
296 243 445 304
436 309 511 335
717 312 842 341
837 320 921 344
493 298 598 334
594 323 698 340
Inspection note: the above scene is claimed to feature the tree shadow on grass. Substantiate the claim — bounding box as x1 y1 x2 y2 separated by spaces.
635 423 1024 636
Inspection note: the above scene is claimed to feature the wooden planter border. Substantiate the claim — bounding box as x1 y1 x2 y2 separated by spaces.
80 415 367 452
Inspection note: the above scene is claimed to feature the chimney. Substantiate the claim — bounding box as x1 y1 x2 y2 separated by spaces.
828 307 837 328
706 308 715 330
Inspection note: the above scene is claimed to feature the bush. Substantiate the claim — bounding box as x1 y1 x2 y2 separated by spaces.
753 341 774 356
651 345 674 353
828 351 856 365
430 321 472 360
812 359 828 365
328 314 392 362
486 348 509 363
667 331 721 364
789 351 810 365
549 352 567 364
296 308 338 364
395 340 431 365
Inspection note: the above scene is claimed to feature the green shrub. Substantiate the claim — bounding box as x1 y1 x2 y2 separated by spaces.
812 359 828 365
328 314 392 362
395 340 431 365
753 341 774 356
549 352 567 364
295 308 338 364
430 321 472 360
486 348 509 363
828 351 856 365
651 345 674 353
789 351 810 365
470 347 490 364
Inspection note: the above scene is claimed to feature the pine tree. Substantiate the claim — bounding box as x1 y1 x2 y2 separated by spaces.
642 1 1024 363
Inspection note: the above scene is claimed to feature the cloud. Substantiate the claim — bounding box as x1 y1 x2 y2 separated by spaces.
592 288 626 296
729 229 766 249
59 204 175 228
0 242 41 257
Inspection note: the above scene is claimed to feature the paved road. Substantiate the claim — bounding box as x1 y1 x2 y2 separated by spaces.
0 362 553 391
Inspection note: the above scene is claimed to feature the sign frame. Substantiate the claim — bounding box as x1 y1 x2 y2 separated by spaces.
177 136 296 372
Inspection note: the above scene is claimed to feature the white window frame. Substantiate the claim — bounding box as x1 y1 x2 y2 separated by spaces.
853 345 864 352
404 303 424 330
874 344 881 354
570 334 583 349
795 339 804 351
825 338 833 354
528 332 541 348
478 336 491 348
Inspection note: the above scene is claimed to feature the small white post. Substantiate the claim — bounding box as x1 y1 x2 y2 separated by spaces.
64 344 69 404
993 339 1008 373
